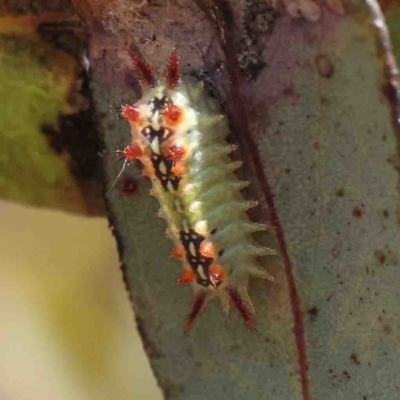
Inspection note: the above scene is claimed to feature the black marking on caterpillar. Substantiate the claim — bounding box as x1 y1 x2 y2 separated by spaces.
114 50 276 332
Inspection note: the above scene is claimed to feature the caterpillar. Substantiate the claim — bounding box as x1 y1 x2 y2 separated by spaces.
117 50 275 332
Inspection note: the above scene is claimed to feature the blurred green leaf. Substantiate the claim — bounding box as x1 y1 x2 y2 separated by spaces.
0 33 102 214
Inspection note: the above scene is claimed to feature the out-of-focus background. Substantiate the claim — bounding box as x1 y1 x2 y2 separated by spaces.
0 199 162 400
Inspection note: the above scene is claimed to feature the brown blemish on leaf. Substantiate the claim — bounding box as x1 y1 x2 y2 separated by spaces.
315 55 334 79
383 324 392 334
282 84 296 97
307 307 319 322
387 154 400 169
374 250 386 265
336 189 344 197
350 352 361 365
313 142 320 150
352 207 363 218
383 210 389 218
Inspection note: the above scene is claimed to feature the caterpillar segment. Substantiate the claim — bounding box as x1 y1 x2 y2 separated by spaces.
119 50 275 331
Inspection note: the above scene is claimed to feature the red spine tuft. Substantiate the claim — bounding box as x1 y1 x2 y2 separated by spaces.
199 240 216 258
166 49 180 89
165 143 186 162
209 263 226 287
177 269 195 285
120 104 140 122
130 52 157 88
227 286 257 331
163 104 183 126
171 245 185 259
171 163 186 177
123 143 143 160
184 292 207 333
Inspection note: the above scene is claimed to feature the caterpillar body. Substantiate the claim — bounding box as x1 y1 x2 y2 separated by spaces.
118 50 275 332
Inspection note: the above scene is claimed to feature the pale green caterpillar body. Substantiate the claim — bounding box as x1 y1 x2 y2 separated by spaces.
118 50 275 331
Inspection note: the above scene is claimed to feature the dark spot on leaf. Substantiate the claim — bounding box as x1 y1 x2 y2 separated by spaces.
118 177 139 196
284 168 291 174
282 84 296 97
352 207 363 218
315 55 334 78
343 370 351 380
383 210 389 218
308 307 319 322
39 23 101 181
60 72 101 179
336 189 344 197
313 142 320 150
350 352 360 365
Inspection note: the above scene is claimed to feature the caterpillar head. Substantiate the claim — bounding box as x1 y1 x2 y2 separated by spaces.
120 50 197 146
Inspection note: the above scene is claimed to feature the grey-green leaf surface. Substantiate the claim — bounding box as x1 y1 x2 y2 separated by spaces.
88 0 400 398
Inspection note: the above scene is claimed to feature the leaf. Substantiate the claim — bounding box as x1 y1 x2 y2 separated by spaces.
84 0 400 398
0 32 104 215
